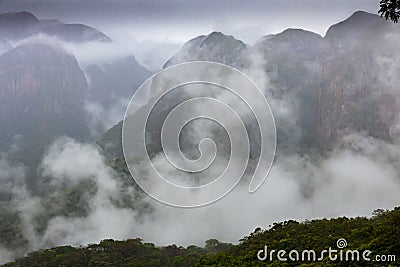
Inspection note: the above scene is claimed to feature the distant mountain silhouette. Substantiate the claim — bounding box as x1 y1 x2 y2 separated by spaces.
163 31 248 68
0 11 111 42
103 11 400 159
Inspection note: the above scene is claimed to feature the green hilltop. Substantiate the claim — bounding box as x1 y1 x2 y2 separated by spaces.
3 207 399 267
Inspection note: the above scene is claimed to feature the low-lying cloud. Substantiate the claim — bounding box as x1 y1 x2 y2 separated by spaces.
1 131 399 263
1 21 400 265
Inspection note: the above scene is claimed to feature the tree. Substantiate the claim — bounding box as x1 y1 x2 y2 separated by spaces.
379 0 400 23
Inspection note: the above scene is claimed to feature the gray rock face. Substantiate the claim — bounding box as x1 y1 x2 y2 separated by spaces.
0 11 152 156
122 11 400 157
316 12 400 149
0 42 90 164
324 11 382 51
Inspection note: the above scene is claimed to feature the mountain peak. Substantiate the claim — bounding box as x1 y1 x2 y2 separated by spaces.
200 31 245 47
348 10 380 21
253 28 322 57
325 10 382 41
281 28 320 35
0 11 38 21
0 11 39 27
255 28 321 46
163 31 248 68
276 28 322 40
206 31 225 37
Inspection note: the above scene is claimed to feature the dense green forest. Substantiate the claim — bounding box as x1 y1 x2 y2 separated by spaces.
3 207 399 266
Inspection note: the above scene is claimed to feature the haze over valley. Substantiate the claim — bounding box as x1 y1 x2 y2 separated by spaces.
0 5 400 265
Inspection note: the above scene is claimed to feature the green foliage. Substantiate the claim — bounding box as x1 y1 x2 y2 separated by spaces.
3 207 400 266
379 0 400 23
196 208 400 266
0 205 28 249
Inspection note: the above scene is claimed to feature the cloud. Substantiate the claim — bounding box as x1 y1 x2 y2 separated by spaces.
62 40 133 67
0 149 41 258
9 33 137 68
84 99 129 138
16 39 398 250
1 128 400 265
41 137 111 184
1 9 400 262
39 137 139 247
0 247 14 265
0 158 25 185
126 135 400 246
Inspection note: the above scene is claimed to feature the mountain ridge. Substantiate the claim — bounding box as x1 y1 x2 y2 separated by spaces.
3 207 399 266
102 10 398 159
0 11 111 42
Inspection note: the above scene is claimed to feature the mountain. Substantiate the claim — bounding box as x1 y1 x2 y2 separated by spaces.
100 11 400 160
32 20 111 42
316 11 399 148
82 54 152 136
0 36 12 55
0 11 152 143
97 121 123 160
251 29 324 152
256 11 400 150
2 10 400 266
163 31 249 68
0 11 111 42
161 29 324 155
0 11 39 40
85 55 152 106
254 28 322 58
97 33 250 161
0 42 90 165
252 28 322 79
0 11 151 261
325 11 383 51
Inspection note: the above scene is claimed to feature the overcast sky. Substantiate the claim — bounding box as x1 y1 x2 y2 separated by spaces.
0 0 379 70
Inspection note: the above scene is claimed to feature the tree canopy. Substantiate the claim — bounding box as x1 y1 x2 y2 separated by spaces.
379 0 400 23
3 207 400 266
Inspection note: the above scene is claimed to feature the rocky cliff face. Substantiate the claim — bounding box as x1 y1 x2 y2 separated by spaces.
316 11 400 149
158 11 400 154
0 11 152 157
324 11 382 52
0 42 90 163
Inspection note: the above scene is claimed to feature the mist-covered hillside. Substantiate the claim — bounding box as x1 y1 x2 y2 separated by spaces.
0 11 110 42
3 207 399 266
0 11 152 162
102 11 400 158
1 9 400 266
